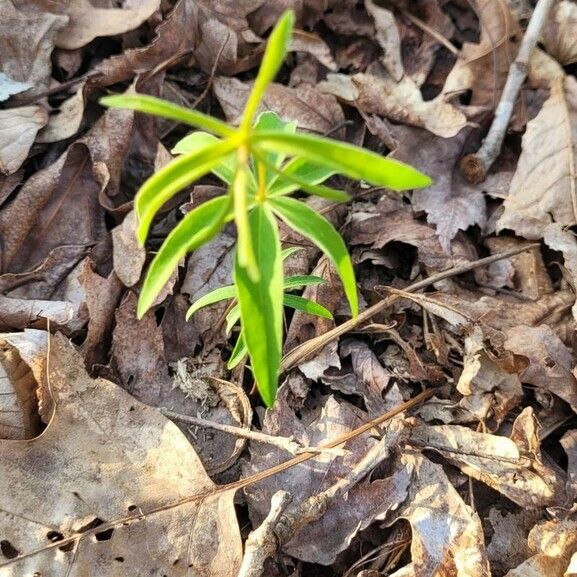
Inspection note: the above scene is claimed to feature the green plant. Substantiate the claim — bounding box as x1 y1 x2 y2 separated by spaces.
100 10 431 406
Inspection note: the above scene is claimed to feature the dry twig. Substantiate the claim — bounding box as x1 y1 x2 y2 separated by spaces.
281 244 540 371
460 0 557 183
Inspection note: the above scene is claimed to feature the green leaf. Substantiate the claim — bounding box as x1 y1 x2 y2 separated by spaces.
226 304 240 334
234 204 283 406
185 285 235 320
283 294 333 319
135 137 239 244
250 131 432 190
267 156 338 197
233 160 258 278
271 196 358 316
283 275 325 290
252 149 349 202
240 11 295 130
100 94 234 137
253 111 297 183
281 246 303 261
138 196 231 318
227 332 248 369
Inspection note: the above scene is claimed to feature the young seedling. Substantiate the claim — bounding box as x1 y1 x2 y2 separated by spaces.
101 10 431 406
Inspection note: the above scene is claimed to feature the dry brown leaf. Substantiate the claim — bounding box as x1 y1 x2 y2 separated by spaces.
457 327 523 428
504 518 577 577
319 67 467 138
409 408 567 507
289 29 338 71
213 77 344 133
0 72 32 102
543 0 577 66
443 0 519 108
112 210 146 288
0 341 39 440
0 104 134 273
18 0 162 50
504 325 577 413
244 393 411 565
388 451 489 577
498 76 577 238
0 330 242 576
561 429 577 503
36 83 85 144
0 106 48 174
365 0 403 82
0 0 67 91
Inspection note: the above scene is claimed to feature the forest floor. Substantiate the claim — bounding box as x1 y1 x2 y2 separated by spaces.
1 1 577 576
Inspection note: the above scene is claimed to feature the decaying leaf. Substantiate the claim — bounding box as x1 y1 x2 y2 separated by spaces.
244 393 410 565
0 330 242 576
319 67 467 138
0 106 48 175
498 76 577 239
112 210 146 288
409 408 567 508
543 0 577 66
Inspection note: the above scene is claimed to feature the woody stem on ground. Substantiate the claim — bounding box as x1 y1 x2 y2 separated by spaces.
460 0 557 183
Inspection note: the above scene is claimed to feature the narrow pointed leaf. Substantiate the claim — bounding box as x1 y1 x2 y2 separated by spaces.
138 196 231 318
283 275 325 290
100 94 234 137
281 246 304 260
268 156 338 197
172 132 258 194
233 160 258 278
250 131 432 190
253 111 297 182
227 332 248 369
135 138 239 243
252 149 349 201
241 11 295 129
226 304 241 334
234 204 283 406
283 294 333 319
185 285 236 320
271 196 358 315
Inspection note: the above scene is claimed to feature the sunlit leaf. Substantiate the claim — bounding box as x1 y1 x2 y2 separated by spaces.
234 204 283 406
250 131 432 190
233 159 258 278
100 94 234 137
185 285 235 320
227 332 248 369
226 304 241 334
283 275 325 290
271 196 358 315
268 156 338 197
240 11 295 130
138 196 231 318
135 138 239 244
283 294 333 319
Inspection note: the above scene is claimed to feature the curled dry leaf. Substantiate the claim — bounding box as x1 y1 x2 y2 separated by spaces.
409 408 567 508
36 83 86 144
0 341 39 440
389 452 489 577
213 77 345 134
112 210 146 288
498 76 577 239
0 106 48 175
542 0 577 66
0 330 242 576
504 518 577 577
0 0 67 91
443 0 519 108
319 67 467 138
244 393 411 565
504 325 577 413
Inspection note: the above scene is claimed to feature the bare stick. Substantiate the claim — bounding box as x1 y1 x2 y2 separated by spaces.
281 243 540 372
460 0 557 183
159 408 343 456
238 424 403 577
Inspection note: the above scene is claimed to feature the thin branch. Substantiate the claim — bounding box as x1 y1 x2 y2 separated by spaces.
460 0 557 183
280 243 540 372
159 408 344 456
400 8 460 56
